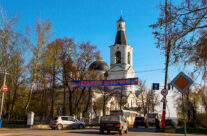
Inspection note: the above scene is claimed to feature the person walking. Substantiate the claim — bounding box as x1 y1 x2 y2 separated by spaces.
155 116 160 132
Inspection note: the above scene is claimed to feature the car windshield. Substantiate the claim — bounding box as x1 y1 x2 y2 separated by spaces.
148 113 157 118
101 115 119 121
166 120 172 123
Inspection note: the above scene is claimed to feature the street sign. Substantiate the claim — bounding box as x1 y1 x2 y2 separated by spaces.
152 83 159 90
161 97 167 102
2 85 7 92
171 72 193 93
161 89 168 96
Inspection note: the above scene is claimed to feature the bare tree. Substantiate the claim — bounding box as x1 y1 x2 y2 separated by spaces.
0 9 26 120
150 0 207 76
24 18 52 112
136 80 160 116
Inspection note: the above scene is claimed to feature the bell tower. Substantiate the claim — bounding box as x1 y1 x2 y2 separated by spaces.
108 11 136 108
108 12 134 80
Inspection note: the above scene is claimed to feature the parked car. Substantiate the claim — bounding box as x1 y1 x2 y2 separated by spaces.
165 119 176 128
100 115 128 135
133 117 148 128
50 116 85 130
147 113 159 126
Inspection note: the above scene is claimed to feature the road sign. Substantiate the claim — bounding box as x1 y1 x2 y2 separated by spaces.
161 89 168 96
171 72 193 93
161 97 167 102
2 85 7 92
152 83 159 90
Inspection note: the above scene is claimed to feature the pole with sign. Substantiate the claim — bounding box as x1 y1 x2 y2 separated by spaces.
0 69 7 120
161 88 168 128
171 72 193 136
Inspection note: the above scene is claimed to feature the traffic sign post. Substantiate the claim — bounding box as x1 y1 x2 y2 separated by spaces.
161 97 167 102
171 72 193 136
161 88 168 129
152 83 159 90
0 70 7 121
3 85 7 92
171 72 193 93
161 89 168 96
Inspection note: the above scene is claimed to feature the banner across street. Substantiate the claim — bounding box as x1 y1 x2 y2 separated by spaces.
71 78 138 87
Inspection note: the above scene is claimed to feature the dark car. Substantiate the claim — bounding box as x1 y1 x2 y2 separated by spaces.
134 117 148 128
165 119 176 128
99 115 128 135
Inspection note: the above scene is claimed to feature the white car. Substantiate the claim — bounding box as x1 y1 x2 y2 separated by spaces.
50 116 85 130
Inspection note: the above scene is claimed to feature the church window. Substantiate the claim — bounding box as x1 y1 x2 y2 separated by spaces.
131 100 132 107
115 51 121 64
128 52 130 64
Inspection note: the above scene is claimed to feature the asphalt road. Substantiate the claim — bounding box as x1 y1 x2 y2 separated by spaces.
0 127 205 136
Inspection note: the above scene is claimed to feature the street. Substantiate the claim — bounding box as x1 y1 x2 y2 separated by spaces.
0 127 205 136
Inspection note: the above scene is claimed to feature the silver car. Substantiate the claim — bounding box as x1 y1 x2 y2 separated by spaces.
50 116 85 130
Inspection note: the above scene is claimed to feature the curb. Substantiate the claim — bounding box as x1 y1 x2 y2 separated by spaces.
86 126 100 128
32 125 50 129
164 129 176 133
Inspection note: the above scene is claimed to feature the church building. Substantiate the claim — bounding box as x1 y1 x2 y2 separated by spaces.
89 13 137 116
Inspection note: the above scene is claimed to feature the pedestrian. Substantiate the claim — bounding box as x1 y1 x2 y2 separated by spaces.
155 116 160 132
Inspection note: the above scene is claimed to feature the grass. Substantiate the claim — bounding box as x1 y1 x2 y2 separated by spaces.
160 127 207 134
176 127 207 134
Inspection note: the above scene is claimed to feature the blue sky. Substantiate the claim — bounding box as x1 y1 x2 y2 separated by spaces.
2 0 199 87
2 0 196 117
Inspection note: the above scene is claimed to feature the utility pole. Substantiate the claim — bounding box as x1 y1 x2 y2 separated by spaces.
0 69 7 120
162 0 171 129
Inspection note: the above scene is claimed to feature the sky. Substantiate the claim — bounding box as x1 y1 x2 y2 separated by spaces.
1 0 198 117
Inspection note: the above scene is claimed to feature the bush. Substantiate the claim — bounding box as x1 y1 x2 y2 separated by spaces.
2 119 27 128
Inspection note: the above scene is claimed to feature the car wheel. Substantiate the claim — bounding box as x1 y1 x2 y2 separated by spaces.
119 129 123 135
78 124 84 129
57 124 63 130
125 128 128 134
100 129 104 134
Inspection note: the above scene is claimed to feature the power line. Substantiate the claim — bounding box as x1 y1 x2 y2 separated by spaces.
135 68 164 73
134 55 163 61
137 63 165 67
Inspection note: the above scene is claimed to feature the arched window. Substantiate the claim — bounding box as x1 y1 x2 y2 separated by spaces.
128 52 130 64
115 51 121 64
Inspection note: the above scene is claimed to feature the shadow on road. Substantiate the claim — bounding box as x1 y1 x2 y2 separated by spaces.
66 127 157 135
67 130 99 135
67 129 119 135
128 127 156 133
